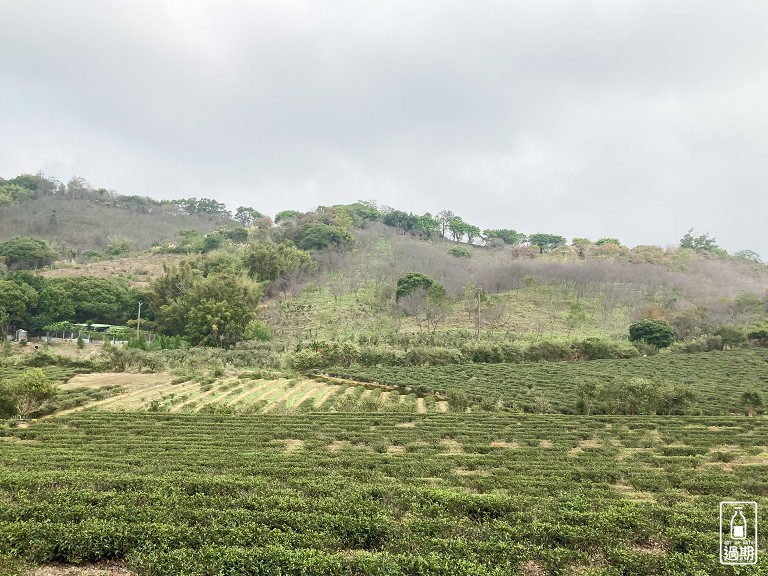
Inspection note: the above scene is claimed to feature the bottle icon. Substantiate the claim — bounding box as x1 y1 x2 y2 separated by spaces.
731 506 747 540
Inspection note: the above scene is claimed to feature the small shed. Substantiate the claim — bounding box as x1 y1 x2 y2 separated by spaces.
15 329 28 342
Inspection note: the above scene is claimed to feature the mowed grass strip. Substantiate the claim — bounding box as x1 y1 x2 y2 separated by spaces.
56 373 177 414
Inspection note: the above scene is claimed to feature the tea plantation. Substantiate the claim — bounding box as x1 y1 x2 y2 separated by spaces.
1 412 767 575
325 349 768 414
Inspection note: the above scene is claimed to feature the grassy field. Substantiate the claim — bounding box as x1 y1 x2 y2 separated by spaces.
325 349 768 414
1 412 767 575
266 279 634 344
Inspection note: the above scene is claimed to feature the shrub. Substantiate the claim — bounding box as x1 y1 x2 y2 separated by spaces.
629 319 676 348
525 341 575 362
714 325 746 348
669 335 723 353
448 247 471 258
575 338 639 360
395 272 439 301
632 340 659 356
357 348 403 367
448 390 471 412
741 390 763 416
245 320 272 342
747 324 768 346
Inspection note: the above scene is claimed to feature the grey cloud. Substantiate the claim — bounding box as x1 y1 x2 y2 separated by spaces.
1 0 767 257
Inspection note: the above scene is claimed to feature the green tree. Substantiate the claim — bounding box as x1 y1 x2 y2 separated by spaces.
200 232 224 253
595 238 621 246
6 368 57 419
177 274 263 347
747 324 768 346
680 229 727 255
218 226 249 243
740 390 763 416
9 173 47 190
484 229 526 246
464 224 482 244
46 277 132 324
334 202 382 228
714 325 746 348
145 261 202 335
0 236 57 270
396 272 438 301
43 320 75 339
628 319 675 349
436 210 455 238
414 213 440 239
274 210 301 225
0 183 33 205
30 284 76 334
234 206 264 225
0 280 38 334
382 210 418 233
174 197 229 216
297 224 353 251
527 233 566 254
242 241 316 282
149 264 264 347
448 216 467 242
733 249 762 263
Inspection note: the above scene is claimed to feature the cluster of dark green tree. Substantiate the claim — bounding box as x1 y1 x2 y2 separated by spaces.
151 203 358 256
629 315 768 352
140 237 326 346
0 258 271 348
0 273 140 337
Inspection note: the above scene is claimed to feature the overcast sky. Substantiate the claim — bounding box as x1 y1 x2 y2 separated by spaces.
2 1 767 256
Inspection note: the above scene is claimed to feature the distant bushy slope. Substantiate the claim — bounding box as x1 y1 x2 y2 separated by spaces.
0 174 234 254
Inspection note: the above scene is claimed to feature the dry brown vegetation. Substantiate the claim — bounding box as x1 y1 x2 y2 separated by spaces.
0 192 230 254
40 254 185 287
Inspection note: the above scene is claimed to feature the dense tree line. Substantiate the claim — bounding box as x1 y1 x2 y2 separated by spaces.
0 273 141 336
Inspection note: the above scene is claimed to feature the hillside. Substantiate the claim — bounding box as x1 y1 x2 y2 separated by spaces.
0 173 235 255
2 180 768 576
262 224 768 344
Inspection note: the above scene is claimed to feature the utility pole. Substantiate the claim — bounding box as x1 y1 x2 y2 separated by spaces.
476 287 481 342
136 302 142 341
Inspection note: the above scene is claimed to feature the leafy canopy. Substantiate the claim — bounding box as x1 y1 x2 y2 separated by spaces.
396 272 441 301
3 368 57 419
680 228 727 255
243 241 316 282
484 229 526 246
628 319 676 349
0 236 57 270
147 261 264 347
527 233 566 254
